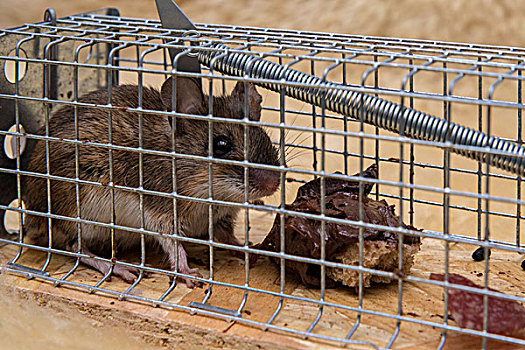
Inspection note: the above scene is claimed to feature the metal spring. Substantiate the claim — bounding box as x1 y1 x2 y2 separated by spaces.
198 43 525 176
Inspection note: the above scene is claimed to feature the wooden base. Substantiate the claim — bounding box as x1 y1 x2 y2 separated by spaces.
1 211 524 349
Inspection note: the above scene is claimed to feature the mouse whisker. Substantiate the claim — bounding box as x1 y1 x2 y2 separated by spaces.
284 134 312 157
286 132 312 150
283 113 302 139
285 148 309 161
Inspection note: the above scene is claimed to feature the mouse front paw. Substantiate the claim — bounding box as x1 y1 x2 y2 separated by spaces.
112 264 141 284
169 264 203 288
180 266 204 288
170 243 205 288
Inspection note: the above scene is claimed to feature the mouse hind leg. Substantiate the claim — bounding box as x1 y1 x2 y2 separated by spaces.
74 187 142 283
70 241 140 283
23 212 140 283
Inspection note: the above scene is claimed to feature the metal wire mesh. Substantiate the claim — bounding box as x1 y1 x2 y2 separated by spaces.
0 9 524 349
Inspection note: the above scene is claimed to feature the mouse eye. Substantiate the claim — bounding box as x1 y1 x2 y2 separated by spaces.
213 135 233 157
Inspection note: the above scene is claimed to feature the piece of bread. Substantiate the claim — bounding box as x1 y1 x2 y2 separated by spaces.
327 240 421 288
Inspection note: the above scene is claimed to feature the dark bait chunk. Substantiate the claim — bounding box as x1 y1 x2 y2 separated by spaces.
472 247 491 262
254 164 421 288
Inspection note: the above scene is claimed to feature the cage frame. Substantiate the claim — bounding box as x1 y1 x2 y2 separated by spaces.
0 7 524 349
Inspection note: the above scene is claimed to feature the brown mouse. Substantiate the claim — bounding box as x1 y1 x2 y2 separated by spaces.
22 76 281 287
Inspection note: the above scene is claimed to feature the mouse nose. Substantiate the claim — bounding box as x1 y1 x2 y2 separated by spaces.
249 167 281 196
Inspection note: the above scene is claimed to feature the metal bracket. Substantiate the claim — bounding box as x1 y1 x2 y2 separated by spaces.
189 301 242 318
6 262 50 277
0 8 120 236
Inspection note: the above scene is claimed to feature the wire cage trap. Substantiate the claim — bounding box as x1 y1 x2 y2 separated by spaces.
0 4 525 349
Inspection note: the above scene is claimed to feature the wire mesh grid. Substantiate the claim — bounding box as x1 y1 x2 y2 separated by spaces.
0 9 524 349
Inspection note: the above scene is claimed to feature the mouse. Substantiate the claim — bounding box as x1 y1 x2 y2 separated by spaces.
22 76 281 288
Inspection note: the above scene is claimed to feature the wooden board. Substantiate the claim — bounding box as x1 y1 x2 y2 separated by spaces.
1 209 524 349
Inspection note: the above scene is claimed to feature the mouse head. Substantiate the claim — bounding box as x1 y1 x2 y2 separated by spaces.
160 76 281 201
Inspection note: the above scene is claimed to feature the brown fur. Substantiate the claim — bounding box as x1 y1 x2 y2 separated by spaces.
22 77 280 286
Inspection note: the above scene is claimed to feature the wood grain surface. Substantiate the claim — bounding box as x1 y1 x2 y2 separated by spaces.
1 209 524 349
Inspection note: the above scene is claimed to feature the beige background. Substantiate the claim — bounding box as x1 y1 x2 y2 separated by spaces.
1 1 525 349
1 0 525 47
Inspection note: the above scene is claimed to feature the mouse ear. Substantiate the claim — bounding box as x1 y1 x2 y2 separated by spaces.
231 82 262 121
161 76 204 114
161 76 204 134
